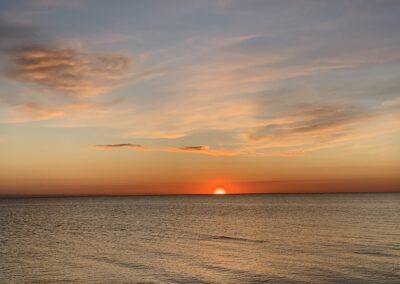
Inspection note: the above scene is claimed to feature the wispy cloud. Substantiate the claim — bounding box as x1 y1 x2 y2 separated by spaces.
16 102 65 121
179 146 207 151
95 143 144 149
0 17 145 124
94 143 238 156
7 46 132 97
247 105 368 144
1 3 400 159
0 17 143 99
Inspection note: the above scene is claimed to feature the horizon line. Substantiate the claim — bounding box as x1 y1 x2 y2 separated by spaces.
1 191 399 199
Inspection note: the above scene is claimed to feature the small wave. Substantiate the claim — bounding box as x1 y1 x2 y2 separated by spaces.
353 249 396 258
206 235 265 243
83 255 148 271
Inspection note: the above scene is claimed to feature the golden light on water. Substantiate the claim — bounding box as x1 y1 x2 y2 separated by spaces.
213 187 226 195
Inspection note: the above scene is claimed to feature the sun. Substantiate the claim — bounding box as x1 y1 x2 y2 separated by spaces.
213 187 226 195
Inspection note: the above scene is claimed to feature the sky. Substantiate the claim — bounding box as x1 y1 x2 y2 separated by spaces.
0 0 399 195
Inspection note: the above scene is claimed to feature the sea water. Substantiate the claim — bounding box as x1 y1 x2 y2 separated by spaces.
1 193 399 283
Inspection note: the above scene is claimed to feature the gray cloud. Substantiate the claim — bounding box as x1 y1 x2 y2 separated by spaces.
95 143 143 149
0 17 132 97
7 45 132 96
248 105 369 145
179 146 208 151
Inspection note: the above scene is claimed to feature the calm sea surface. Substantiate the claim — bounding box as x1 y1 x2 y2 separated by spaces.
1 194 399 283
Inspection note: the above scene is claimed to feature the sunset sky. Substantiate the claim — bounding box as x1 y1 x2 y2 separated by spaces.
1 0 399 195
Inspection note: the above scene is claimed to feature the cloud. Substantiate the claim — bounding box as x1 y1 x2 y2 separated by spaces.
94 141 330 157
0 17 136 98
179 146 207 151
1 5 399 159
243 105 372 153
95 143 144 149
248 105 367 142
0 90 127 124
0 101 65 123
94 143 238 156
172 37 400 104
0 17 161 126
7 45 132 97
238 102 400 157
16 102 65 121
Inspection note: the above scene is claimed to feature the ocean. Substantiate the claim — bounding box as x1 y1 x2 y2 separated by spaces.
1 193 399 283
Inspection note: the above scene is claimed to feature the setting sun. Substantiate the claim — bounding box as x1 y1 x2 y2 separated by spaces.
213 187 226 195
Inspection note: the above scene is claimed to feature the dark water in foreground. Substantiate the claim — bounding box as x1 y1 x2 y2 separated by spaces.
1 194 399 283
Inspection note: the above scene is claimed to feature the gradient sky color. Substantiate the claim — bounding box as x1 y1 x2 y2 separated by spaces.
1 0 399 195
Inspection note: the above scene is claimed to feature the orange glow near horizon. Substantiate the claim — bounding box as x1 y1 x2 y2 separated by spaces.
213 187 226 195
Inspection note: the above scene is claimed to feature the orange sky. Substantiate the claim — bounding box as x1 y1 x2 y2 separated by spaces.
0 1 400 195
